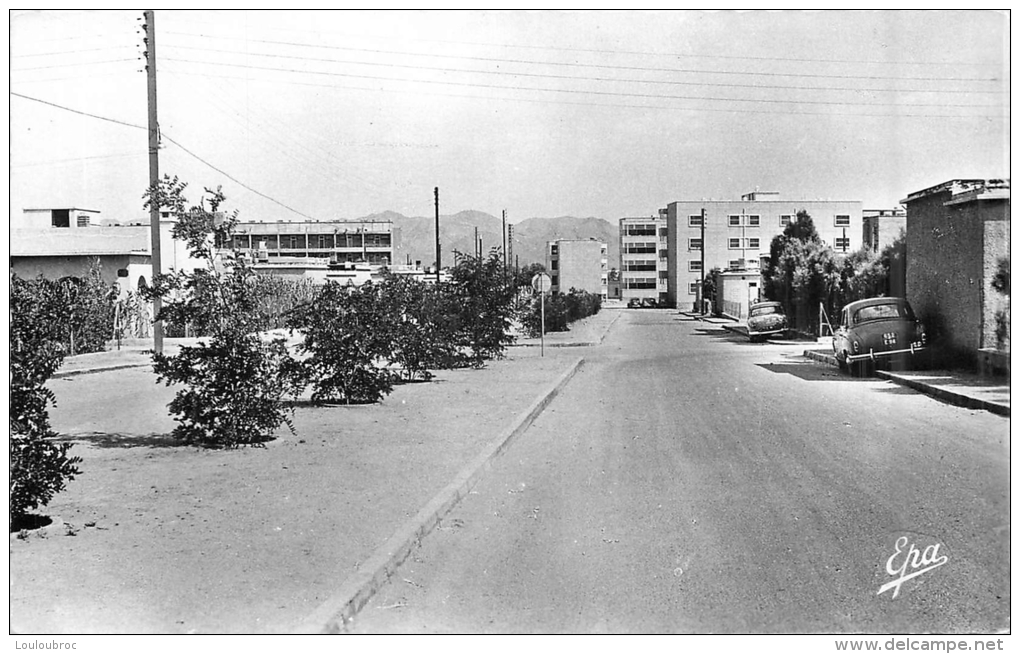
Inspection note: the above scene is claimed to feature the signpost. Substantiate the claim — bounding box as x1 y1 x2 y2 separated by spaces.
531 272 552 357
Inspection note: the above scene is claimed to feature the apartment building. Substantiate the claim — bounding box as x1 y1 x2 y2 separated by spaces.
619 211 668 303
227 219 399 266
862 208 906 253
663 191 862 308
546 238 608 299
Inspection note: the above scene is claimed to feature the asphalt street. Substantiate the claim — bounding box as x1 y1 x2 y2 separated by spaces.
349 309 1010 633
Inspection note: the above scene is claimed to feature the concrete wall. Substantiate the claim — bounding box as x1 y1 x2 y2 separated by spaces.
905 189 1009 357
548 239 607 298
716 272 763 320
10 253 152 298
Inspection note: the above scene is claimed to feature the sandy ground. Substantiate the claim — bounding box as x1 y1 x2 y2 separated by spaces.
10 341 586 634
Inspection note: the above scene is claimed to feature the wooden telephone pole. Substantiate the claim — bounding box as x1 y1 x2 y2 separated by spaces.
144 10 163 353
434 187 440 283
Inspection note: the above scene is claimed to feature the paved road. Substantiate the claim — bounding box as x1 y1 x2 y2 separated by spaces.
350 310 1010 633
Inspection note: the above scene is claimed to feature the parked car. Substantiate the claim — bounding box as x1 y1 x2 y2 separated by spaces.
746 301 789 342
627 298 641 309
832 297 926 376
641 297 658 308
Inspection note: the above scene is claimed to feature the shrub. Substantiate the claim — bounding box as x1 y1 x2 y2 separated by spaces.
520 287 601 337
446 249 518 366
377 273 460 380
143 177 297 447
287 281 399 404
10 273 82 525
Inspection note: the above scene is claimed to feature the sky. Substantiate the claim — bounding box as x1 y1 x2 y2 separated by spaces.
9 9 1011 226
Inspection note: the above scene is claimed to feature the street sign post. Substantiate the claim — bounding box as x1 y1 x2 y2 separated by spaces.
531 273 552 357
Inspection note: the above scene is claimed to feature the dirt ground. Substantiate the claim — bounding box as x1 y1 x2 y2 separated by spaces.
10 347 579 634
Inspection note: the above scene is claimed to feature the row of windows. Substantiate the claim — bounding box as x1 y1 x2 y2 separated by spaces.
623 260 657 272
685 238 763 250
624 242 657 254
228 233 393 249
624 278 657 289
688 214 851 227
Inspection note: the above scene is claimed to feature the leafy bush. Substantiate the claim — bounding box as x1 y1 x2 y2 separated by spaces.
992 256 1010 350
377 273 460 380
287 281 399 404
446 249 518 366
10 274 82 525
143 177 297 447
520 287 601 337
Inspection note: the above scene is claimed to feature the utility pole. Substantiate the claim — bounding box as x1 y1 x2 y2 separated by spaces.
699 207 706 314
502 209 507 280
144 10 163 353
474 226 479 259
434 187 441 283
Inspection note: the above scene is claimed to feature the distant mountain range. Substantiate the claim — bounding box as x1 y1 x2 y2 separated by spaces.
359 210 620 271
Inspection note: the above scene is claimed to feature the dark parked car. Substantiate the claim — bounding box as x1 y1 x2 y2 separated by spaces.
627 298 641 309
746 301 789 342
832 297 926 376
640 297 657 308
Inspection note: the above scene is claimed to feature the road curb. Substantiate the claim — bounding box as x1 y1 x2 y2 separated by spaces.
876 371 1011 417
292 356 586 634
804 349 838 366
52 363 150 379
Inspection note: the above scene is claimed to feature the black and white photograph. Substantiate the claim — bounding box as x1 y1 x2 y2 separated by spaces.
8 8 1011 648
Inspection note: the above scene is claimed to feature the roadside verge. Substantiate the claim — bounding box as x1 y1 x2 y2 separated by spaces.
292 356 585 634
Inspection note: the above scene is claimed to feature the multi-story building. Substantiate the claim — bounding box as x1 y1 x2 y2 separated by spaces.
663 191 863 308
227 219 399 266
546 238 608 299
902 179 1010 368
862 208 907 253
618 211 668 304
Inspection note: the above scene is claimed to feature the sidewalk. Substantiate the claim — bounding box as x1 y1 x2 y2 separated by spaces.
12 347 587 634
512 307 621 348
802 346 1010 417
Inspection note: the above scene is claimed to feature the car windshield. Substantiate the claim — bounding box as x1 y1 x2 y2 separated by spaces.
853 302 912 324
750 305 779 317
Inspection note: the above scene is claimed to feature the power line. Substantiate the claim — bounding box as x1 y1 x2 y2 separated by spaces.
162 28 1003 84
11 58 138 72
159 17 1003 68
11 45 134 58
161 56 1005 111
10 91 147 130
162 42 1007 97
10 90 317 222
161 134 316 221
163 67 1007 120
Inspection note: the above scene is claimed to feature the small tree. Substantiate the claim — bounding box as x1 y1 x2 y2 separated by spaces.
287 281 398 404
142 176 296 447
10 274 83 526
447 248 518 366
992 256 1010 350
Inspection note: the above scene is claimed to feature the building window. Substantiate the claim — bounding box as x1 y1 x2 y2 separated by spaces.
748 237 760 249
281 234 306 249
550 245 558 255
626 224 657 236
780 214 793 226
728 260 740 269
728 214 741 226
659 228 668 238
76 214 90 228
729 238 741 249
659 249 668 260
626 242 656 254
835 214 851 226
835 237 851 250
550 260 558 270
688 282 699 295
625 278 656 289
551 275 559 286
689 260 702 272
689 238 702 250
659 271 669 280
624 260 656 272
51 209 70 228
747 215 760 226
689 214 703 227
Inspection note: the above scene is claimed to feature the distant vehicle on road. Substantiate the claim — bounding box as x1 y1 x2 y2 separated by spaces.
746 301 789 342
641 297 658 308
832 297 926 376
627 298 641 309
